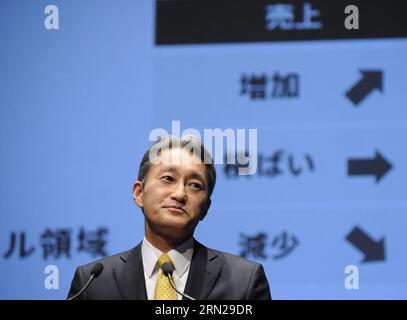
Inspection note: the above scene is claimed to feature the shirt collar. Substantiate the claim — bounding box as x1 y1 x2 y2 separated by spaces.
141 236 194 278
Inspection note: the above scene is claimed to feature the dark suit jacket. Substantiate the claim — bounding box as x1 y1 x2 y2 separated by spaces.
68 239 271 300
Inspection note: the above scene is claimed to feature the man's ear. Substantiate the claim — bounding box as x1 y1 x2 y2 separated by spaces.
200 197 211 221
133 181 144 208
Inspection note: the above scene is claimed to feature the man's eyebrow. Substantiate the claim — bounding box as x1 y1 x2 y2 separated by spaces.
156 167 177 175
189 172 206 183
156 166 206 184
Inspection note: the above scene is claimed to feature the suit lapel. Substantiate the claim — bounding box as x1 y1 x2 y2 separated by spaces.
113 242 148 300
112 240 223 300
183 240 223 300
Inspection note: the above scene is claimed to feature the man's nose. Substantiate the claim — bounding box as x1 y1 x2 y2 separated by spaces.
171 182 187 202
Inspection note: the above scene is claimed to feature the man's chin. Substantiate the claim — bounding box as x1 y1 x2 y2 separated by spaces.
160 220 188 231
157 220 196 237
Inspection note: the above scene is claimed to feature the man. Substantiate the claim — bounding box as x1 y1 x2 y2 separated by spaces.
68 135 271 300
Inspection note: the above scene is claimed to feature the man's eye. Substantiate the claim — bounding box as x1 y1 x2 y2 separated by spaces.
161 176 174 182
189 183 202 190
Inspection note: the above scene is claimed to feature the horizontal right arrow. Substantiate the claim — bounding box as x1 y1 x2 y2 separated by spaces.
348 150 392 183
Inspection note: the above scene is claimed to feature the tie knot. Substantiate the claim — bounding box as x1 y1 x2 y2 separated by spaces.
157 253 174 267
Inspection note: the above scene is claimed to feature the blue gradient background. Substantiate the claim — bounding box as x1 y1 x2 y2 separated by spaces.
0 0 406 299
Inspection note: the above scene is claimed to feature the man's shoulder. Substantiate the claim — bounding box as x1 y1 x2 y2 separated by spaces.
76 244 140 275
198 241 271 299
198 241 262 271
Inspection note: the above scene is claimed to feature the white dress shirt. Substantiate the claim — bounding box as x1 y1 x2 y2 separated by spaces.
141 236 194 300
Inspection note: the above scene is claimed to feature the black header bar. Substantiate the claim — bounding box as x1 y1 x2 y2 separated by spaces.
156 0 407 45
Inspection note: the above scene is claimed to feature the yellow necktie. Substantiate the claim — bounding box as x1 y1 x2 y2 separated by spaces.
154 253 177 300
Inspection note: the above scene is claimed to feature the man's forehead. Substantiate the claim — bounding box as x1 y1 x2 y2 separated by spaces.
152 147 203 165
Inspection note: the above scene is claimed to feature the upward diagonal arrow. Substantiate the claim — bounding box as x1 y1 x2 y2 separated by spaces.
346 70 383 106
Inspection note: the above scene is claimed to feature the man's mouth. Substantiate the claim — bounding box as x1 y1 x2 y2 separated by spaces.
164 206 186 214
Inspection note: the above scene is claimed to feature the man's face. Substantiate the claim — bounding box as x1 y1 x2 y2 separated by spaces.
133 147 210 241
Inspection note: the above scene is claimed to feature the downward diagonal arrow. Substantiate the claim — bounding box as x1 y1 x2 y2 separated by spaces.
346 226 385 263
